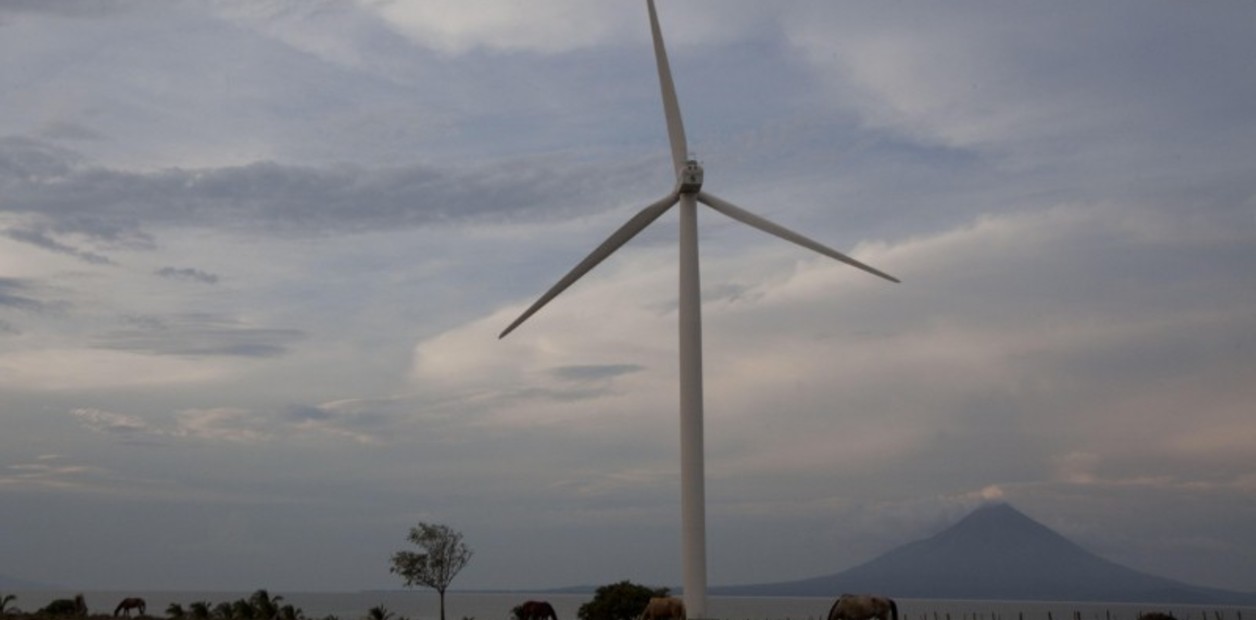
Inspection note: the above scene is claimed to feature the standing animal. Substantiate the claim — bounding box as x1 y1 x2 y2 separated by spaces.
514 600 558 620
641 597 685 620
115 598 147 617
827 594 898 620
1137 614 1175 620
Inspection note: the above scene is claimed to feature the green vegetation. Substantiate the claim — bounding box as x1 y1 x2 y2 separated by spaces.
2 593 17 615
38 595 85 617
577 580 670 620
365 606 406 620
0 591 324 620
390 522 473 620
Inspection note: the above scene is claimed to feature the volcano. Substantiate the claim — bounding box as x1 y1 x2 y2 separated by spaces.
715 503 1256 604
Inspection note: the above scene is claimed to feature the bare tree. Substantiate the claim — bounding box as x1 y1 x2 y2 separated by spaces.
389 522 472 620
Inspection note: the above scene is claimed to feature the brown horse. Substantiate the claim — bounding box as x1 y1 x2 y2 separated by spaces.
114 598 146 617
827 594 898 620
514 600 558 620
641 597 686 620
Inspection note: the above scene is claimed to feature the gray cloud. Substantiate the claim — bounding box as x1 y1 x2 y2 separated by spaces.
0 1 135 18
286 405 333 422
0 136 656 245
0 135 79 179
96 313 305 358
0 277 46 312
4 227 113 265
550 363 646 382
280 399 397 444
37 120 104 142
0 277 70 321
155 266 220 285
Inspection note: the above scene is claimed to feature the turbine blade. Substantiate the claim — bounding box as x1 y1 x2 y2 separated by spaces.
499 191 681 339
648 0 688 177
697 191 900 284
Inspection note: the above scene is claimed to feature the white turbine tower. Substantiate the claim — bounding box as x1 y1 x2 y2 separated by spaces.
500 2 899 616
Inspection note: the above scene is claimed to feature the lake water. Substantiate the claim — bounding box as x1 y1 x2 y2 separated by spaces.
7 591 1253 620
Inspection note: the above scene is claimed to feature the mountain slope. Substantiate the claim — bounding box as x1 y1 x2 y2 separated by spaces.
0 572 57 591
715 503 1256 604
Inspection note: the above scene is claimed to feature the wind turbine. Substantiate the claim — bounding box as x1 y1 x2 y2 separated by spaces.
499 1 899 616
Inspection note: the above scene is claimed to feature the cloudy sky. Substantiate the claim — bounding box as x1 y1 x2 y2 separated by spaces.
3 0 1255 595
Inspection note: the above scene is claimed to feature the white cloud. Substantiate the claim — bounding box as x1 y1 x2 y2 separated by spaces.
360 1 632 55
355 1 773 56
783 3 1256 167
72 407 154 436
0 459 99 491
174 407 270 442
411 192 1256 511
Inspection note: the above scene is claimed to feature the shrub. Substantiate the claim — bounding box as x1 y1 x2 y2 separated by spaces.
577 581 669 620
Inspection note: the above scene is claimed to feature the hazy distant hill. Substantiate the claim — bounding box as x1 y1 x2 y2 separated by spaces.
715 503 1256 604
0 572 56 591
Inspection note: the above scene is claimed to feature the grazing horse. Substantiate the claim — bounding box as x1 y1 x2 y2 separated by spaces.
115 598 147 617
827 594 898 620
514 600 558 620
641 597 686 620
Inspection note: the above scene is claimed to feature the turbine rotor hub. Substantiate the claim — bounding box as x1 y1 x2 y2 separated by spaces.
678 159 704 194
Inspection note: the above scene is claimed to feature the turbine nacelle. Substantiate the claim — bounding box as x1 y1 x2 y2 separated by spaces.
678 159 703 194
